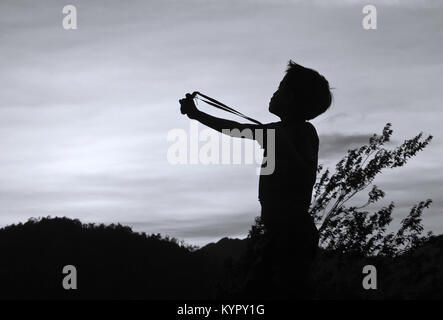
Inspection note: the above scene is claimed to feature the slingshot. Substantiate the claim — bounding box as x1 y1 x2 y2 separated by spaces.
191 91 263 125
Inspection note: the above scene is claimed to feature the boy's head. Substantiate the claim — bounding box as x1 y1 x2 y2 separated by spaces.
269 60 332 121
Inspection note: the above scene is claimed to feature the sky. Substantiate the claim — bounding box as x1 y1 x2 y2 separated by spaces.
1 0 442 246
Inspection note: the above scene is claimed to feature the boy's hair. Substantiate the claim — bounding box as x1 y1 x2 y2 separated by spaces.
283 60 332 120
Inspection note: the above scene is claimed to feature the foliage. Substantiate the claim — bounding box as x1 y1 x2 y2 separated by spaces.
309 123 433 256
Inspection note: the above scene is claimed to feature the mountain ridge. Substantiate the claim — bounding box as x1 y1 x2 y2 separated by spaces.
0 216 441 299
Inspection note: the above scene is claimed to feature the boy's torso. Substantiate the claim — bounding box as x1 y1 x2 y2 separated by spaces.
258 120 319 214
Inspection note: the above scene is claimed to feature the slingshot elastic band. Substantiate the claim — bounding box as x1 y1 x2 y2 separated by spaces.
192 91 263 125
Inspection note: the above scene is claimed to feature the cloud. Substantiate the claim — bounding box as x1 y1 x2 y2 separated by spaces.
318 131 400 160
0 0 442 245
319 133 371 159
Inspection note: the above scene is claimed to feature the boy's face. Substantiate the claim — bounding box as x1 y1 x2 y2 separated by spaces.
268 77 294 118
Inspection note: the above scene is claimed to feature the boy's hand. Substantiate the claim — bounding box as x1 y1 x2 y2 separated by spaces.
179 93 199 119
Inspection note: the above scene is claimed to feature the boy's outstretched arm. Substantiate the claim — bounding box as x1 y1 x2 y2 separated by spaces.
179 93 262 139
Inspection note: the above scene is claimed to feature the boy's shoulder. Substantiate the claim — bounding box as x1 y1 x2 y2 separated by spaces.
301 121 319 142
304 121 318 137
274 120 319 143
264 120 317 133
263 121 282 129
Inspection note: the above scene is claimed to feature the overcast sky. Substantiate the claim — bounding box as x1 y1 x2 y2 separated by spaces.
1 0 442 246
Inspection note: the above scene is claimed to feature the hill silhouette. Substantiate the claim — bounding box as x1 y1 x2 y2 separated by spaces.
0 217 441 299
0 217 216 299
196 237 247 269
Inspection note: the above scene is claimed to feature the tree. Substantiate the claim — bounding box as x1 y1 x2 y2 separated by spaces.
246 123 433 258
309 123 433 256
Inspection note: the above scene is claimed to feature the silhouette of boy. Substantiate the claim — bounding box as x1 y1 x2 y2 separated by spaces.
179 61 332 299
